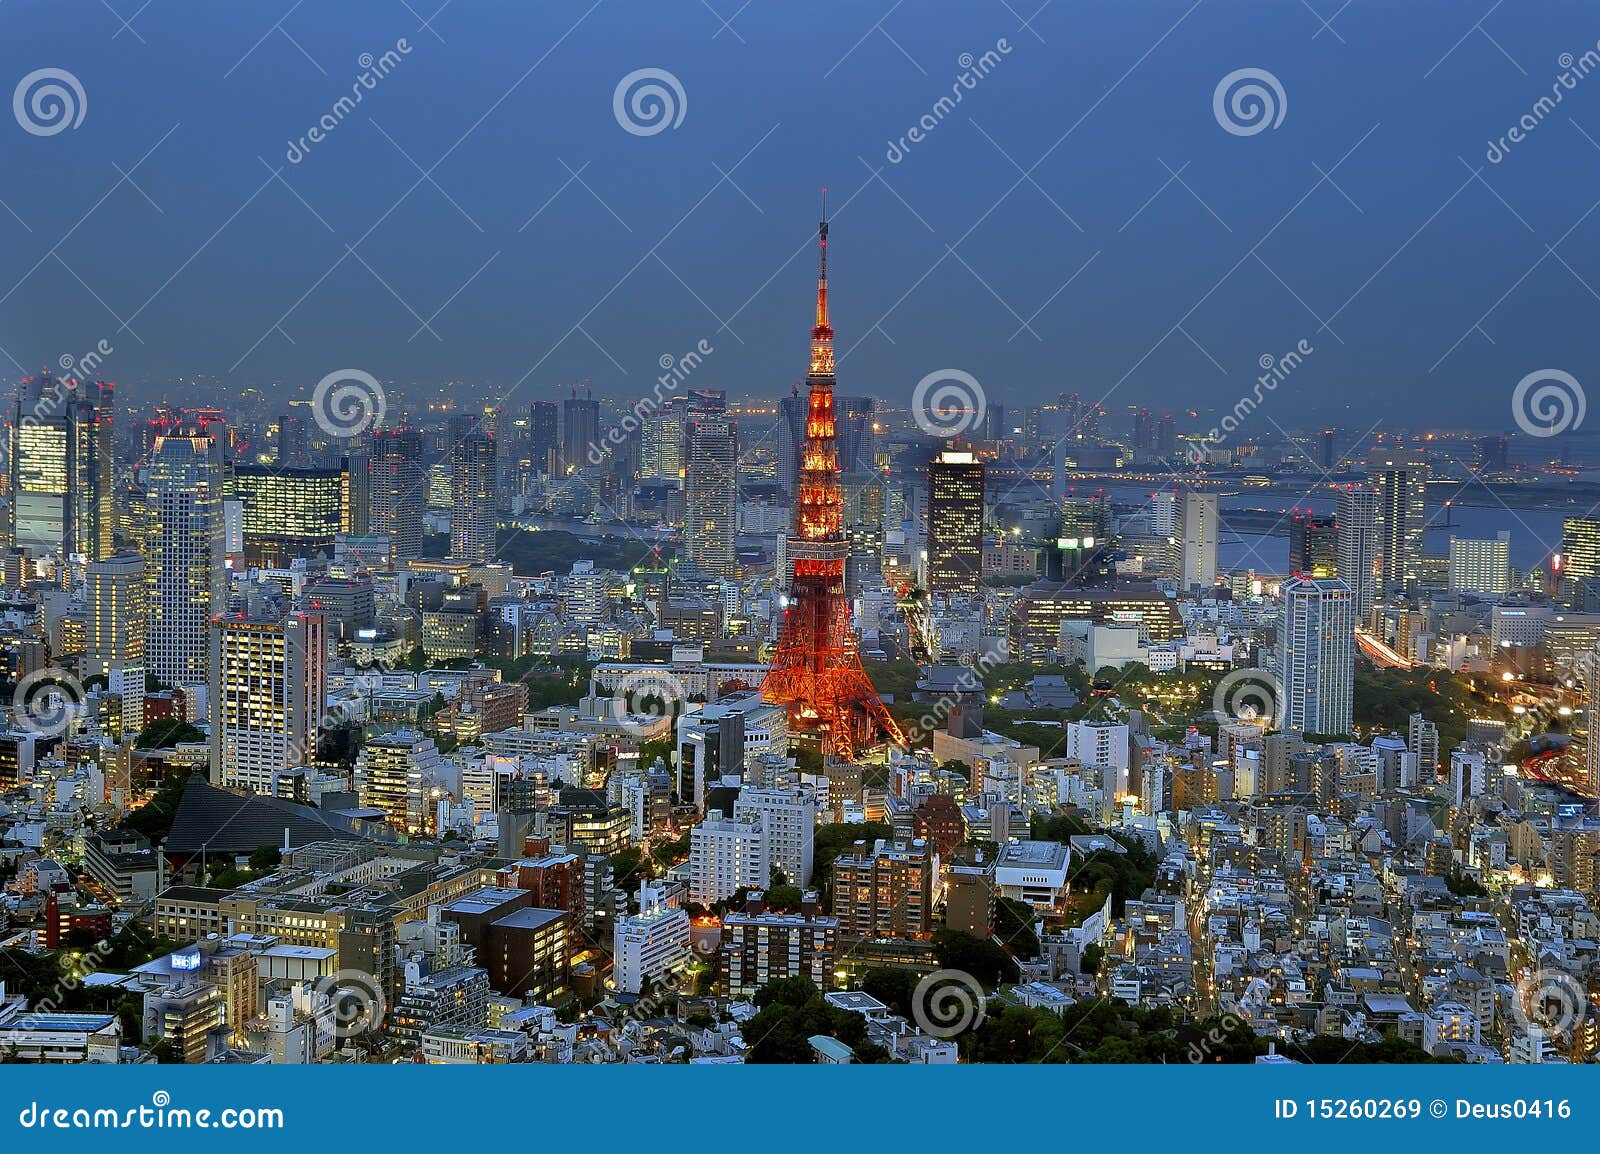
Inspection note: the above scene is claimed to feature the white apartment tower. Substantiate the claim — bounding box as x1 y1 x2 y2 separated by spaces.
1180 491 1219 592
210 597 326 792
1278 576 1355 736
733 786 818 887
688 814 770 905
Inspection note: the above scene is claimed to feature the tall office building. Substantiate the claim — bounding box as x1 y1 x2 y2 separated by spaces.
561 389 600 475
1179 491 1219 591
344 450 371 535
210 597 326 792
776 390 809 496
528 401 559 477
450 434 497 564
146 423 226 688
1289 513 1338 578
926 449 984 596
1562 517 1600 583
1368 447 1429 595
9 373 114 562
370 426 424 559
87 550 146 737
85 551 145 680
276 411 311 467
639 408 686 481
683 415 738 578
1335 486 1379 615
835 395 876 476
1278 576 1355 736
229 465 348 567
1448 532 1511 595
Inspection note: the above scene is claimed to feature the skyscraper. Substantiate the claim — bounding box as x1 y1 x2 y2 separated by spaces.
370 426 424 559
1368 447 1429 595
146 422 225 688
210 597 326 792
9 373 114 563
1180 491 1219 591
450 433 497 563
776 389 808 496
1278 576 1355 736
1335 486 1379 616
835 396 876 476
528 400 559 477
86 550 145 737
926 449 984 596
683 415 737 578
561 388 599 475
1289 513 1338 578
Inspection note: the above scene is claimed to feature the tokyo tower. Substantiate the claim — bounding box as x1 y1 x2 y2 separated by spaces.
761 200 905 761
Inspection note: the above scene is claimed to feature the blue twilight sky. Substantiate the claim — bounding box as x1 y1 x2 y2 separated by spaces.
2 0 1599 431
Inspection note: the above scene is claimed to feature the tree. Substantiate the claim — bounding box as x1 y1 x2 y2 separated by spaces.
136 718 204 749
743 978 879 1064
932 929 1015 988
249 845 282 873
763 884 804 911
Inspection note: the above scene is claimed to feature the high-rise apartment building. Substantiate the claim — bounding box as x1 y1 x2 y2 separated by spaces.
450 434 497 563
87 549 146 737
370 426 424 559
1335 486 1379 616
147 423 226 688
688 814 769 905
1369 447 1429 595
1180 491 1219 591
831 837 932 939
357 729 443 834
683 415 737 578
611 881 690 994
1278 576 1355 736
210 597 326 792
9 374 114 562
926 449 984 596
732 785 818 888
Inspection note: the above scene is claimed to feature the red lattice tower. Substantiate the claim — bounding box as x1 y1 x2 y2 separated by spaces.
761 201 905 762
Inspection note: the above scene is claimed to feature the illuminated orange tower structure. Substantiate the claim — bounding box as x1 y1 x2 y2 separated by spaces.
761 202 904 761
